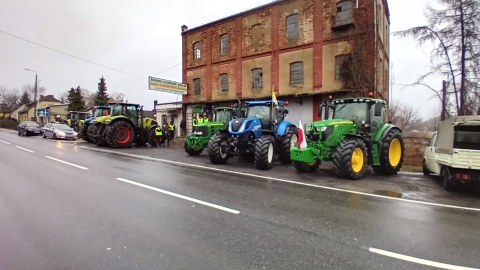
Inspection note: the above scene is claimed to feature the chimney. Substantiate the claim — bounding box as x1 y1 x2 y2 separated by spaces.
181 25 188 32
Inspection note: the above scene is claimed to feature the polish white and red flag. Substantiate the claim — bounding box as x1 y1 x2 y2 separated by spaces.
298 120 307 149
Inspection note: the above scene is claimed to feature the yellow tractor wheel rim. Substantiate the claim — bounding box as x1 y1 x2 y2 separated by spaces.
351 148 364 173
389 138 402 167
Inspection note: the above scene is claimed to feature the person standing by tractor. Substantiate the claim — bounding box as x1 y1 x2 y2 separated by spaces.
153 125 164 147
193 114 203 126
162 123 170 146
180 118 186 136
169 121 175 140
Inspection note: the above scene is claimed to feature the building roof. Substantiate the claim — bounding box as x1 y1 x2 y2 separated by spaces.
39 95 61 103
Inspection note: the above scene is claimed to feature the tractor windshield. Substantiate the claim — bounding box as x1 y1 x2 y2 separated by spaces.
94 108 109 117
110 105 123 116
333 103 368 123
214 110 232 124
246 106 270 121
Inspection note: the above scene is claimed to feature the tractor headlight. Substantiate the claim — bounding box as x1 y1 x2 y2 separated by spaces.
237 122 247 133
320 126 328 132
193 131 203 135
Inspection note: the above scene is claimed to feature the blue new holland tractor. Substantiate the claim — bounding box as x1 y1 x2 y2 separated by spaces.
207 100 297 170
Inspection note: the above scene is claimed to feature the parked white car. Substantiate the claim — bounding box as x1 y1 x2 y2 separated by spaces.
42 123 78 140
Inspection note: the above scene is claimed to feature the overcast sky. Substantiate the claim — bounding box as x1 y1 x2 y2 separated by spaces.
1 0 438 118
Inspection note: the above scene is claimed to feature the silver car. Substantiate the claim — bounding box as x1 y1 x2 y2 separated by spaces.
42 123 78 140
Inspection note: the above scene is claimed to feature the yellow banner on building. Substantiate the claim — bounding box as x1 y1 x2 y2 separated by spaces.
148 76 187 95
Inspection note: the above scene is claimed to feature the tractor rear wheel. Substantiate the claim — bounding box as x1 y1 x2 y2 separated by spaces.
333 138 368 180
372 129 405 175
208 133 229 164
105 120 135 148
185 141 203 156
254 135 275 170
293 159 320 173
277 127 298 164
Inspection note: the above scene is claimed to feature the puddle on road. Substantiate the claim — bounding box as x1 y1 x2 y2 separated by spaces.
373 190 403 198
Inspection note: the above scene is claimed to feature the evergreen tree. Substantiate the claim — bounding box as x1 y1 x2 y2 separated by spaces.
19 90 31 105
67 86 87 111
95 76 109 105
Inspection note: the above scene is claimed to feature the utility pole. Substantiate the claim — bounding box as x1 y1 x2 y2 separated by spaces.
24 68 39 123
441 80 446 121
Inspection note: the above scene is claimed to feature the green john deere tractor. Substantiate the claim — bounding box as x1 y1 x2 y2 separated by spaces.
290 96 405 180
184 106 242 156
88 103 158 148
65 111 89 132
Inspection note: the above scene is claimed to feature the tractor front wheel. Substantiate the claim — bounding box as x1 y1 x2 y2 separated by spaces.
277 127 298 164
293 159 320 173
333 138 368 180
254 135 275 170
185 141 203 156
207 133 229 164
105 120 135 148
87 124 100 144
373 129 405 175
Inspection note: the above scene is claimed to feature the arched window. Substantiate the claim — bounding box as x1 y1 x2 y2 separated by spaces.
219 74 229 92
220 34 229 54
286 14 299 39
193 42 201 59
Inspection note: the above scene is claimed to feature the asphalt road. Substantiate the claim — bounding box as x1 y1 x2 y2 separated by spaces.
1 131 479 270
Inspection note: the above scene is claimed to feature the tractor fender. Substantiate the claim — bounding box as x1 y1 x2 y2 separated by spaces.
105 115 130 125
375 125 402 154
275 121 294 137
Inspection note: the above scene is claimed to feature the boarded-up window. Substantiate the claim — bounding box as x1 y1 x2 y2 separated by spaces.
336 1 353 26
193 78 201 95
220 34 229 54
290 62 304 85
286 14 299 39
193 42 201 59
251 24 263 48
335 54 352 80
219 74 228 92
251 68 263 88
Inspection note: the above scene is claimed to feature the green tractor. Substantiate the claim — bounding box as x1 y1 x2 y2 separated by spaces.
79 105 110 142
88 103 158 148
184 106 242 156
290 96 405 180
65 111 89 132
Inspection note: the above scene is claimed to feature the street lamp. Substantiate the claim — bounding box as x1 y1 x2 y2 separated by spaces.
24 68 39 123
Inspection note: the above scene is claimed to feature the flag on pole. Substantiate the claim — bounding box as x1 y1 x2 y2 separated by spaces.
272 85 277 105
298 120 307 149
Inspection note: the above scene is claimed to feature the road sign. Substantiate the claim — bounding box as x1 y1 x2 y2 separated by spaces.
37 108 49 117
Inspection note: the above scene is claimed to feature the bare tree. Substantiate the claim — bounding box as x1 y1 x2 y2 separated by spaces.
387 101 420 132
394 0 480 116
110 92 126 102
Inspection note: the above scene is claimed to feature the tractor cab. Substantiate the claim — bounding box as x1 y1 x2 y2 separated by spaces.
319 97 386 138
109 103 141 125
242 100 289 132
66 111 89 131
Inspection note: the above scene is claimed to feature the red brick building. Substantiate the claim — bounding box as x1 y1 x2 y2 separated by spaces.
182 0 390 132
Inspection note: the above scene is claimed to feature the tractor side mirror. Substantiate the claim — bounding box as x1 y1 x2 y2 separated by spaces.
374 103 382 117
284 109 289 115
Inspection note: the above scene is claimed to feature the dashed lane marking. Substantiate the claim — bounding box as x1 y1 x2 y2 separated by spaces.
45 156 88 170
15 146 34 153
0 140 11 144
116 178 240 215
369 247 480 270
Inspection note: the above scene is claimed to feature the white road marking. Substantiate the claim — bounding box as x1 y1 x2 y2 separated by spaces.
0 140 11 144
369 247 479 270
15 146 34 153
116 178 240 214
82 147 480 212
45 156 88 170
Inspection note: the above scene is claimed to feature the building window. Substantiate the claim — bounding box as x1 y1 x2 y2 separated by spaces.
220 34 228 54
219 74 229 92
193 42 201 59
290 62 304 85
286 14 299 39
335 54 352 80
251 68 263 88
251 24 263 48
336 1 353 26
193 78 201 95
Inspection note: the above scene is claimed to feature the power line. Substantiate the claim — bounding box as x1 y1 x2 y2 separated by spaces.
0 30 145 79
152 63 182 76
